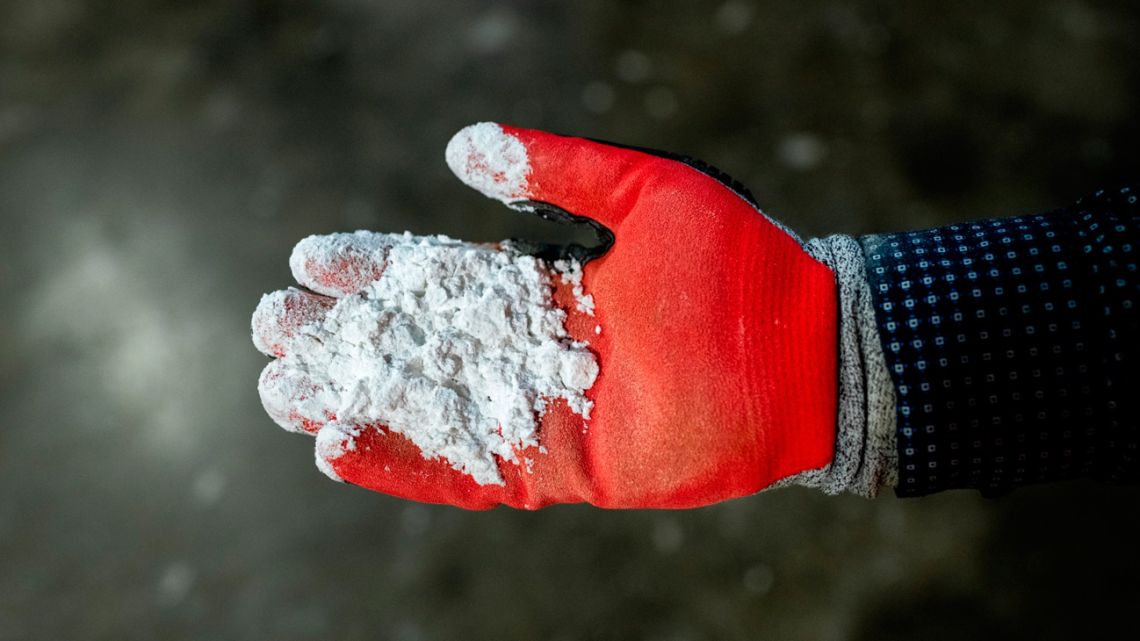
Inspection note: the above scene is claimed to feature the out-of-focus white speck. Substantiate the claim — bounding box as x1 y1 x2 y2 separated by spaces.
778 133 828 171
615 50 653 83
467 9 519 54
192 469 227 506
715 1 756 35
743 563 775 594
582 81 616 114
157 562 195 606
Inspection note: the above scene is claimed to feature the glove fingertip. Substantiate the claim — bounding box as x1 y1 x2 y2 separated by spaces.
257 359 334 435
445 122 531 205
315 423 360 482
289 231 391 297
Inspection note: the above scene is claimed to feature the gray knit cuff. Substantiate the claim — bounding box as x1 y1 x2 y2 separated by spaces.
776 234 898 496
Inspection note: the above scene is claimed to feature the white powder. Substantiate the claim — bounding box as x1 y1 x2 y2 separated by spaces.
445 122 530 204
259 231 598 486
553 259 595 315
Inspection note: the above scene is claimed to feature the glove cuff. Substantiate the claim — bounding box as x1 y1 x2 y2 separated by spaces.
778 234 898 496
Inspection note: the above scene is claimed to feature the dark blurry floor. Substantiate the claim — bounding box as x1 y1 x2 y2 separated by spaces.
1 1 1138 640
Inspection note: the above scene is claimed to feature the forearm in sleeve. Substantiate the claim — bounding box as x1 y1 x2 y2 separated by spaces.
858 185 1139 497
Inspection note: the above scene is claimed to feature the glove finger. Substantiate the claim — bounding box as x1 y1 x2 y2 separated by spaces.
315 423 517 510
251 287 336 358
258 359 338 435
313 397 601 509
290 231 392 297
446 122 702 233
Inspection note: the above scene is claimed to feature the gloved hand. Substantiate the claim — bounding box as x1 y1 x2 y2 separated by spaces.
253 122 843 509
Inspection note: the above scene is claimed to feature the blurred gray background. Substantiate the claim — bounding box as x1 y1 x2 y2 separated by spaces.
1 1 1138 639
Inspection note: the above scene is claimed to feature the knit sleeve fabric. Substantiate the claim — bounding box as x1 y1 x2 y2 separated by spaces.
860 185 1139 497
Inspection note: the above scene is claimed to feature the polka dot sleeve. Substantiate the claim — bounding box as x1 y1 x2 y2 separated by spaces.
861 186 1139 497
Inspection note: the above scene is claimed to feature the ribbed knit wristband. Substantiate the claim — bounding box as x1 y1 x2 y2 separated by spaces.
778 234 898 496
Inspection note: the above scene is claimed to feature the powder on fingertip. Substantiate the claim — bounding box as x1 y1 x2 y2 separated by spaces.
445 122 530 204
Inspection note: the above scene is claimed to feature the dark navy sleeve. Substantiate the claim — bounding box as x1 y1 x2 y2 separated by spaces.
861 185 1139 497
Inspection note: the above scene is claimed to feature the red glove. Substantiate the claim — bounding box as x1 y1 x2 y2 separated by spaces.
253 123 838 509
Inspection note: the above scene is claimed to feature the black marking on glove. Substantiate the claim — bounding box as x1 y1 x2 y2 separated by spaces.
585 137 760 208
508 199 615 264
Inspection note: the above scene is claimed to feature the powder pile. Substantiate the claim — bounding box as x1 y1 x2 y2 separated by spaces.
259 231 598 486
